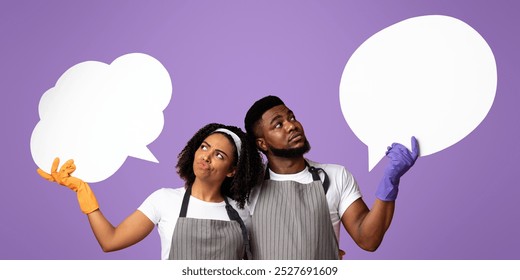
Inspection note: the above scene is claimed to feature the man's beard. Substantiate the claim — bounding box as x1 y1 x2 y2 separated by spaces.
269 139 311 158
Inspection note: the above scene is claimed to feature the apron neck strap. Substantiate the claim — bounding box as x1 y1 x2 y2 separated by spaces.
308 165 330 194
263 165 270 179
179 185 192 218
224 197 253 260
179 186 235 217
179 185 252 260
264 161 330 194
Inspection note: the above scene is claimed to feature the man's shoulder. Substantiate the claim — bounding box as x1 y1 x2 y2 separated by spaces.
306 159 347 172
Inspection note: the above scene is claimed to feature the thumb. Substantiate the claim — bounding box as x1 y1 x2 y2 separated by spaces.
411 136 420 160
37 168 55 182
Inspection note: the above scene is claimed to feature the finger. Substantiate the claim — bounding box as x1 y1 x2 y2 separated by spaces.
51 157 60 173
51 171 61 184
391 142 415 158
411 136 420 159
37 168 55 182
387 144 414 163
60 159 76 174
60 159 74 170
389 143 408 155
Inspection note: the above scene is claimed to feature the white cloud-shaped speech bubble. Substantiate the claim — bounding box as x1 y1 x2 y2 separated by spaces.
339 15 497 171
31 53 172 182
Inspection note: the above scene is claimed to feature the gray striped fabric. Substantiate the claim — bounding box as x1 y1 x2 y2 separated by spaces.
251 179 339 259
169 218 244 260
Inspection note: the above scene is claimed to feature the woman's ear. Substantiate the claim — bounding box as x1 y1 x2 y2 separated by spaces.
226 167 236 178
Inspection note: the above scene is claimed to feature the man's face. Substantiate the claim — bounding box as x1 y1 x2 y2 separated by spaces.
256 104 310 158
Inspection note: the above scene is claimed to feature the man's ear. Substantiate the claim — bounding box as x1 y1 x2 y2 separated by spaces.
256 138 267 153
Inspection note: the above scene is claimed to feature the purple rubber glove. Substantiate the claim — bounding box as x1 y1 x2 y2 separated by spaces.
376 136 419 201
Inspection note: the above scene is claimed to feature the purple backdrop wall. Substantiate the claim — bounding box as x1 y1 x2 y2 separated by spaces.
1 0 518 260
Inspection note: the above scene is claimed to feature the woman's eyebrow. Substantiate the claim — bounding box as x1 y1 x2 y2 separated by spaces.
203 140 229 158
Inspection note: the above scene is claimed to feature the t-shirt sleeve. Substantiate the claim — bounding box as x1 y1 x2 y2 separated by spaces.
137 188 165 225
338 167 362 217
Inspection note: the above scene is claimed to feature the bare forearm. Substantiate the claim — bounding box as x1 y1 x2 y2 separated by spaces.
87 210 118 252
87 209 154 253
357 199 395 251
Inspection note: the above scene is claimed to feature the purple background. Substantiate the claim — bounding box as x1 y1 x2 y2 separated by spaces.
1 1 519 260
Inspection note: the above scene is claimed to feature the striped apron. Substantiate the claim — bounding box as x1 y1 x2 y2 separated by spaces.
168 186 250 260
251 164 339 259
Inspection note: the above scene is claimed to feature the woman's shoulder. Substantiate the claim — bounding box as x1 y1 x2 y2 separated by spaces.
139 187 186 213
146 186 186 200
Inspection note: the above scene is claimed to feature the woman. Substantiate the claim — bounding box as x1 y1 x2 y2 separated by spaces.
37 123 264 259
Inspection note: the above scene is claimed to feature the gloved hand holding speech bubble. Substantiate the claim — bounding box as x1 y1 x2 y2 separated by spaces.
30 53 172 183
339 15 497 171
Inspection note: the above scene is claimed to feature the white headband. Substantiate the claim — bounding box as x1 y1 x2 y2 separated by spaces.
213 128 242 159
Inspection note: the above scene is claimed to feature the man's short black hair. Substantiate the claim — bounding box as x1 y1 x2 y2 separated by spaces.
244 95 285 138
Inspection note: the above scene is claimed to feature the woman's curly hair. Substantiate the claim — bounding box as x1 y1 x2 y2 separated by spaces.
176 123 264 208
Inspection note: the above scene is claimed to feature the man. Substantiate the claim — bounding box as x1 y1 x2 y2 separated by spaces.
244 95 419 260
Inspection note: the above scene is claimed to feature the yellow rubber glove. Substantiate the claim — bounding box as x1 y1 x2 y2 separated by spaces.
37 157 99 214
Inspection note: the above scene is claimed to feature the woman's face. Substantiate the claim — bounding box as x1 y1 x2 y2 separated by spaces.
193 133 236 185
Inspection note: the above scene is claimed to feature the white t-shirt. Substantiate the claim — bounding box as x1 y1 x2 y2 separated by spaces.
248 159 362 242
138 187 251 260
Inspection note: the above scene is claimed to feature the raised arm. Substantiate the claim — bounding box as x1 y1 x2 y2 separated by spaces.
342 137 419 251
341 197 395 251
37 157 154 252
